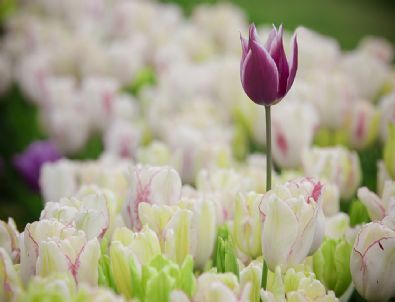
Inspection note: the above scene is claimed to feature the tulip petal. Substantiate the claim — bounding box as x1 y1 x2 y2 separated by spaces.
262 198 298 271
265 25 277 51
286 33 298 93
248 24 261 47
240 34 249 62
241 40 279 105
268 25 289 98
357 187 386 221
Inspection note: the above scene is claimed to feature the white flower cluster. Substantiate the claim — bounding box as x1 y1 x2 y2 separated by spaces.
1 0 395 301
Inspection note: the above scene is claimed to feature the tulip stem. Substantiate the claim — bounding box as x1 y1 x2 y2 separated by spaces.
261 105 271 292
265 105 272 191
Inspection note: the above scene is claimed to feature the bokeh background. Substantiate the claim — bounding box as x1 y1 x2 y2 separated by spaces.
0 0 394 227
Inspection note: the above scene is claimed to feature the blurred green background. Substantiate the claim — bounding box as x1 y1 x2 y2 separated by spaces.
0 0 394 228
163 0 395 49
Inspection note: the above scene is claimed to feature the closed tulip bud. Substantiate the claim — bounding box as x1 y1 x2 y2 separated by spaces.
40 159 78 203
357 180 395 221
181 198 217 269
0 218 20 263
122 165 182 231
325 213 350 239
345 101 380 150
232 192 262 259
0 248 22 301
20 219 101 286
259 178 325 271
194 272 251 302
240 24 298 106
384 122 395 179
350 222 395 301
75 285 127 302
240 261 262 302
302 147 361 200
21 273 76 302
112 226 161 265
313 237 352 297
321 183 340 217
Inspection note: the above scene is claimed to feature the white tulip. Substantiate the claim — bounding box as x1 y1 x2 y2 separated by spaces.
122 165 182 230
259 178 325 270
357 180 395 221
350 222 395 301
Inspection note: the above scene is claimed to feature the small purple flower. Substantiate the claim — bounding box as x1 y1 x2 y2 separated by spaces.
240 24 298 106
13 140 62 190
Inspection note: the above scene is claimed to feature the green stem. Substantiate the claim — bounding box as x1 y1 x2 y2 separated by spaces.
261 105 271 292
265 105 272 191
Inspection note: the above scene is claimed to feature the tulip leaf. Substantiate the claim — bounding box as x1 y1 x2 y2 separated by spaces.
349 199 370 227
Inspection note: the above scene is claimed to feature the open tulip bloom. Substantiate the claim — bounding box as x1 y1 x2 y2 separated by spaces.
240 23 298 290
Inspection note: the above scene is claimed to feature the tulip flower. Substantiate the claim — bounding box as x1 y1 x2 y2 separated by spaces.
345 100 380 150
122 165 182 231
357 180 395 221
194 272 251 302
232 192 262 260
40 159 78 203
13 140 62 190
350 222 395 301
384 121 395 179
21 273 76 302
20 219 101 286
0 248 22 301
302 147 361 200
259 178 325 271
40 185 118 240
313 237 352 297
0 218 20 263
240 260 262 302
240 24 298 106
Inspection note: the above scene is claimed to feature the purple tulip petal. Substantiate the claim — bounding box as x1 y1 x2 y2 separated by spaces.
240 34 249 63
265 25 278 51
268 25 289 98
248 24 261 48
241 40 279 105
286 33 298 93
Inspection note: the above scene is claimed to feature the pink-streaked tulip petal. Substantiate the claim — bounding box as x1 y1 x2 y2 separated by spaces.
286 33 298 93
241 40 279 105
268 25 290 98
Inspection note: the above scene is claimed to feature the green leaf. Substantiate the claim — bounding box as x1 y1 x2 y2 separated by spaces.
349 199 370 227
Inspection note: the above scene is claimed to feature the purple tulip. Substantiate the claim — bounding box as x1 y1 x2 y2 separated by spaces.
13 140 62 190
240 24 298 106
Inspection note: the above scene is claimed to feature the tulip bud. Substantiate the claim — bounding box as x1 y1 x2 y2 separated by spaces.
181 198 217 269
384 121 395 179
240 261 262 302
346 101 380 150
0 218 20 263
357 180 395 221
302 147 361 200
325 213 350 239
122 165 182 231
240 24 298 106
75 285 127 302
112 226 161 265
313 237 352 297
40 159 78 203
21 273 76 302
232 192 262 259
194 272 251 302
321 182 340 217
0 248 22 301
259 178 325 270
350 222 395 301
137 141 172 166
